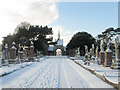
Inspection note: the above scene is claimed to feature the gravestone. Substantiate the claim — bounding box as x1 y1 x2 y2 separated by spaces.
91 44 95 62
20 51 24 62
28 41 34 61
95 46 98 63
4 44 9 65
76 47 80 59
18 49 20 63
77 47 80 57
9 42 17 64
84 45 88 62
112 35 120 69
104 35 112 67
104 48 112 67
75 50 78 57
89 48 92 60
84 45 90 65
99 40 105 65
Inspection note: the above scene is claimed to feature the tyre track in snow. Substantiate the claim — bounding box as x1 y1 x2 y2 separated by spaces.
18 59 57 88
2 60 50 88
62 60 71 88
28 58 60 88
56 57 62 88
61 58 89 88
1 56 114 88
67 59 88 88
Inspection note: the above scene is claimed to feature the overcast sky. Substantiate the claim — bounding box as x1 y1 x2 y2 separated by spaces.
0 0 118 46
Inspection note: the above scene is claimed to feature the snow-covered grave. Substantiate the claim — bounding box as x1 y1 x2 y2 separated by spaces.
74 59 119 85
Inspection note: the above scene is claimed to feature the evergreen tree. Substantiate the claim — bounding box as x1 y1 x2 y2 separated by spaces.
66 32 96 56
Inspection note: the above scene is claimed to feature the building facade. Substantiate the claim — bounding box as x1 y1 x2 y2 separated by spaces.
48 31 66 56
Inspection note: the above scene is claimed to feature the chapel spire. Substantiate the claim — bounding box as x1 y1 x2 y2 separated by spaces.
58 30 60 39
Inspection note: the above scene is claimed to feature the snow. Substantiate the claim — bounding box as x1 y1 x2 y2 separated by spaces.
0 56 114 88
11 46 16 49
106 48 112 52
100 51 105 53
74 59 119 84
0 62 33 77
0 57 45 77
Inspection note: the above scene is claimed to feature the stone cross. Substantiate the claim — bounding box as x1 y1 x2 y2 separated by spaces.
90 48 92 56
92 44 94 56
106 33 110 49
4 44 9 65
84 45 88 54
74 49 77 57
4 44 8 60
78 47 80 54
100 40 104 51
76 47 80 57
84 45 88 62
115 38 118 62
106 33 108 48
90 44 95 62
95 46 98 62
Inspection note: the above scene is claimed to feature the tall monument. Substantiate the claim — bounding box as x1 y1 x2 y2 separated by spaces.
112 34 120 69
99 40 105 65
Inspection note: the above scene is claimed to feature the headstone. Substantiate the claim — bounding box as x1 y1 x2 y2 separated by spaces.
106 33 109 49
89 48 92 60
28 41 34 61
104 49 112 67
75 50 78 57
4 44 9 65
76 47 80 59
84 45 90 65
99 40 105 65
18 49 20 63
77 47 80 55
91 44 95 62
104 37 112 67
9 42 17 64
20 51 24 62
4 44 8 60
95 46 98 63
84 45 88 62
111 35 120 69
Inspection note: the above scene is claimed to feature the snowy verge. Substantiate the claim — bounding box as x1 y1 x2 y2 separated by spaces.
0 62 33 77
0 57 46 77
73 59 119 89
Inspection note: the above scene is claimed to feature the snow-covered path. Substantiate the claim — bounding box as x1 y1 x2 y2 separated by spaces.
1 56 114 88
